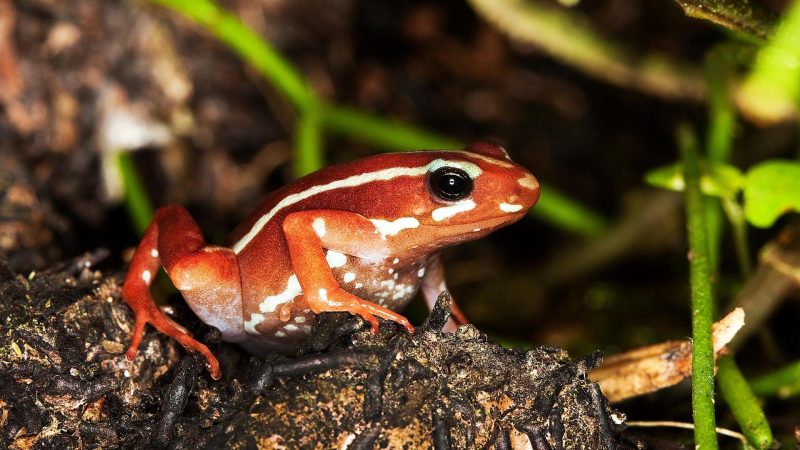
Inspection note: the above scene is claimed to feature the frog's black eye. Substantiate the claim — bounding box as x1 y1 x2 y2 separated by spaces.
429 167 473 201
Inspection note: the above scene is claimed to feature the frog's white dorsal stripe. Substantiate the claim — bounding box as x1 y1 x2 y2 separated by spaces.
233 165 431 253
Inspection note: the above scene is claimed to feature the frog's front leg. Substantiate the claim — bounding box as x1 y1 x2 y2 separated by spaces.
122 205 242 380
420 253 468 331
282 210 414 334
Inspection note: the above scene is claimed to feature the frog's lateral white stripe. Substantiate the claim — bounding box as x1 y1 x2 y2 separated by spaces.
233 165 430 253
233 159 491 253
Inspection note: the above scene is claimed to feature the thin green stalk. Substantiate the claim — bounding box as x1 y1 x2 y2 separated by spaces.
751 360 800 398
294 110 324 176
720 198 752 277
717 356 774 449
531 188 607 237
679 124 718 450
321 105 462 152
116 152 155 235
150 0 317 113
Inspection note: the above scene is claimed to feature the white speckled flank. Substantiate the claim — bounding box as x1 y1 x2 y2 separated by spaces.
432 200 476 221
343 272 356 283
499 203 524 213
141 270 151 284
312 218 326 237
232 165 431 253
258 275 302 313
325 250 347 268
517 173 538 190
370 217 420 239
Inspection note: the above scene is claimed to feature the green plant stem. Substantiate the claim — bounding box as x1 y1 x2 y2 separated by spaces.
716 356 774 449
116 152 155 235
149 0 316 113
321 105 462 151
751 360 800 398
720 198 752 277
679 124 718 450
294 110 324 177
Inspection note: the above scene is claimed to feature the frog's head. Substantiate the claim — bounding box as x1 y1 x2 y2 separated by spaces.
412 142 539 235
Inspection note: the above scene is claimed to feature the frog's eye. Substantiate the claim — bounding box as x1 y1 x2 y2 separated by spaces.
429 167 473 201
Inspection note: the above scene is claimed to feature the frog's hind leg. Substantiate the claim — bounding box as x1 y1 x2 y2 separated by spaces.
122 205 243 379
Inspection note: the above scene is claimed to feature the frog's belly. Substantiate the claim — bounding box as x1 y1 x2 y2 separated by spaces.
241 254 426 355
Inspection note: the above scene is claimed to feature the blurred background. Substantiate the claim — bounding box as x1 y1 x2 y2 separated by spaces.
1 0 799 447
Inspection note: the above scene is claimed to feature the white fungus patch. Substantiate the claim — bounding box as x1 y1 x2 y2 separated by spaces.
326 250 347 268
432 200 476 221
312 218 326 237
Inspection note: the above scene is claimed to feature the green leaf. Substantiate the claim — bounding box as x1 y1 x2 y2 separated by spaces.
645 162 744 198
744 160 800 228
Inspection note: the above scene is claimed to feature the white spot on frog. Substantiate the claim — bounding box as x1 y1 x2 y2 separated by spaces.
244 313 265 334
432 200 476 221
517 173 538 190
150 249 159 258
355 283 363 289
275 330 286 337
141 270 151 284
326 250 347 268
343 272 356 283
417 268 426 277
388 268 394 274
284 324 298 331
370 217 420 239
294 316 306 323
312 218 326 237
499 203 523 213
258 275 302 313
392 257 400 264
473 228 481 232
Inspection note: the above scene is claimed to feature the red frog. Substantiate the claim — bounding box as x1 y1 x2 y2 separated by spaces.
122 142 540 379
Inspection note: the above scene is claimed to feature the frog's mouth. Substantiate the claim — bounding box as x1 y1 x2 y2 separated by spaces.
423 211 527 235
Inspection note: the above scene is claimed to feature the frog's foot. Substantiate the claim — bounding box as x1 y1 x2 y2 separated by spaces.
304 287 414 334
123 288 222 380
